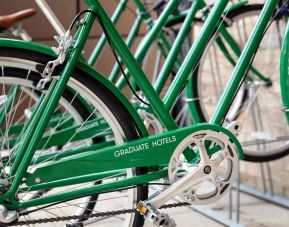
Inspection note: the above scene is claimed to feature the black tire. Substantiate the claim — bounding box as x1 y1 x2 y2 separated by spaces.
0 47 147 227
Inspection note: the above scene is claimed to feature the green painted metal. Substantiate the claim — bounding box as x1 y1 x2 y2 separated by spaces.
0 38 57 56
76 61 149 137
218 24 271 84
25 123 243 186
4 118 110 148
88 0 178 130
37 118 109 148
0 114 73 148
115 0 179 90
0 0 271 212
164 0 247 32
107 0 167 84
0 39 148 137
7 113 73 135
280 19 289 123
2 12 97 201
11 94 45 155
186 5 271 123
5 80 58 201
163 0 230 111
154 0 200 95
108 14 142 83
31 141 114 165
6 123 243 209
22 169 126 192
165 0 206 26
88 0 128 66
13 169 168 209
210 0 279 125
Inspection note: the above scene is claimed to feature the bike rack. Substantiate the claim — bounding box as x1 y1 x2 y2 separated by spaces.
238 162 289 209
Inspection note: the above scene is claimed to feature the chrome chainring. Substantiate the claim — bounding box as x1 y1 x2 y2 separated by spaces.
168 129 239 205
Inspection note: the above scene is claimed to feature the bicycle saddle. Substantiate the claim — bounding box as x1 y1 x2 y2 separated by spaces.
0 8 37 29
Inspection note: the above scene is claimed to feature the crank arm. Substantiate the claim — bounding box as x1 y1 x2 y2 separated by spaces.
147 163 210 209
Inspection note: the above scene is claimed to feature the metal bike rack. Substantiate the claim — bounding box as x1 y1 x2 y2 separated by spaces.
174 186 244 227
238 162 289 210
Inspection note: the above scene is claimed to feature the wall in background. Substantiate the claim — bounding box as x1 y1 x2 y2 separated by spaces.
0 0 148 75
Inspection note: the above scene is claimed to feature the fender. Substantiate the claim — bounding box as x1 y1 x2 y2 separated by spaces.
0 38 148 137
280 21 289 123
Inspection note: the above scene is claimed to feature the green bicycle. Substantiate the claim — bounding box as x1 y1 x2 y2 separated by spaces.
0 0 287 226
3 0 282 163
94 0 289 162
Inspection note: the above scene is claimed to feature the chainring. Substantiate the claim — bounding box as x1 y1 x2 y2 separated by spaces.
168 129 239 205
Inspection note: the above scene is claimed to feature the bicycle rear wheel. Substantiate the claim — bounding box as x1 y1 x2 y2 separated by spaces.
0 47 147 226
186 4 289 161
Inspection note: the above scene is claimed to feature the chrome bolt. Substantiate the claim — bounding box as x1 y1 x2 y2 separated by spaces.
204 165 212 174
35 177 41 184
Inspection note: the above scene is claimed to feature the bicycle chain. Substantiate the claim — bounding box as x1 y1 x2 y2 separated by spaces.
13 202 190 225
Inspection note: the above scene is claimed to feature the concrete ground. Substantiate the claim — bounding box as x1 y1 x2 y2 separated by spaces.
157 190 289 227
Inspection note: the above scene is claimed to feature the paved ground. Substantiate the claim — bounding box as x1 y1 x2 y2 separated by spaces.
17 184 289 227
157 190 289 227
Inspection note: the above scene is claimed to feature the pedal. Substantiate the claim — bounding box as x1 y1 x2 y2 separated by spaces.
137 201 176 227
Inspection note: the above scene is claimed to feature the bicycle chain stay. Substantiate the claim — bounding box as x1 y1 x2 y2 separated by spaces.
13 202 190 225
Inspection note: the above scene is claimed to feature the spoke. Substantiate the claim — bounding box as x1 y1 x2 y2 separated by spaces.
34 126 111 167
174 102 188 123
1 70 34 173
30 92 79 167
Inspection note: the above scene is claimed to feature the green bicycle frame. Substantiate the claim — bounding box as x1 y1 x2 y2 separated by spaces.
0 0 282 210
0 0 229 207
87 0 128 66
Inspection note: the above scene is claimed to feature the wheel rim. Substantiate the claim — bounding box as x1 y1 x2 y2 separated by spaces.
191 7 289 159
